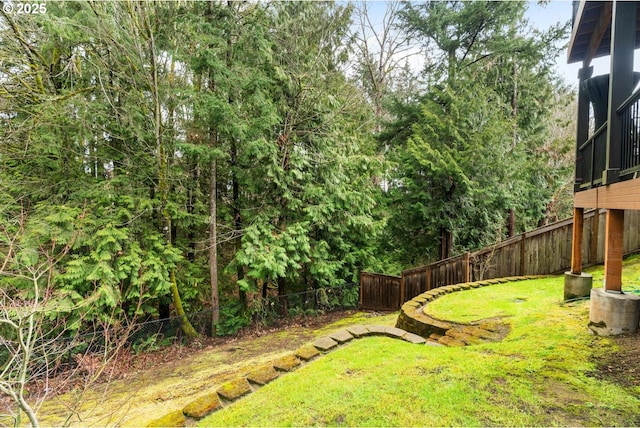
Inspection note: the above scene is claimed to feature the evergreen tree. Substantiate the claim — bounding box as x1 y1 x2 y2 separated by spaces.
381 0 573 265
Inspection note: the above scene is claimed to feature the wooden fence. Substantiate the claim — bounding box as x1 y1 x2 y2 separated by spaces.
360 209 640 311
359 272 402 311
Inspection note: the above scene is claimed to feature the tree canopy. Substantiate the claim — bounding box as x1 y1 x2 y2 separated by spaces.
0 0 573 337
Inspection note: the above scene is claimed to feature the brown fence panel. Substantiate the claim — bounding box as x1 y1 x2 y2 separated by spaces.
402 266 430 302
523 218 574 275
471 235 522 280
400 253 470 302
360 272 402 311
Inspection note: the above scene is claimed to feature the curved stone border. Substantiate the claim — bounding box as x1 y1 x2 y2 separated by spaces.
395 276 548 346
146 324 428 427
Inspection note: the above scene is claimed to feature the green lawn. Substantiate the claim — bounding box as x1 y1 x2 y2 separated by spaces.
200 258 640 426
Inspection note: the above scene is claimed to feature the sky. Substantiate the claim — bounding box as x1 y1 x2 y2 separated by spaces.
525 0 612 87
525 1 580 84
358 0 632 88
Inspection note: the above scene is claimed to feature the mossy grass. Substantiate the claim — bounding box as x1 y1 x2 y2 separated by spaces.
200 258 640 426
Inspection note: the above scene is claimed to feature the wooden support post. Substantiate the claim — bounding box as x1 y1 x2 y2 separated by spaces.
399 274 405 309
590 208 600 266
571 207 584 274
604 209 624 292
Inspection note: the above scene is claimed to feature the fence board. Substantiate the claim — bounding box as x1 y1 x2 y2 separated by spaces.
360 272 402 311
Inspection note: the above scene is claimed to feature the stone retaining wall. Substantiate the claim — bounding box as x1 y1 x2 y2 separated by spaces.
395 276 546 345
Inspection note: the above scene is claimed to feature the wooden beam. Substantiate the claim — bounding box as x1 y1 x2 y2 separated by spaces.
585 2 613 67
575 179 640 210
571 207 585 274
604 209 624 292
567 0 588 64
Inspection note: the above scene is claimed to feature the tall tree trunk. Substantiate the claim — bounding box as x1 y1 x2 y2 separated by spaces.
440 228 453 260
209 155 219 335
507 208 515 238
143 3 197 338
231 139 247 312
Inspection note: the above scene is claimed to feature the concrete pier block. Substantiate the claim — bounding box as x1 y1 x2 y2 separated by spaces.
589 288 640 336
564 271 593 301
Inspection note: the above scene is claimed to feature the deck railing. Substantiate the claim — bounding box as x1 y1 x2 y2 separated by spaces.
577 122 607 189
619 88 640 178
577 87 640 189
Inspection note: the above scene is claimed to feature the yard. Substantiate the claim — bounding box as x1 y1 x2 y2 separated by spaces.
38 257 640 427
200 258 640 426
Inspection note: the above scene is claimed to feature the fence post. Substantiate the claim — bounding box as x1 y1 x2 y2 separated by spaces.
359 271 363 309
464 252 471 282
399 273 406 309
520 232 527 276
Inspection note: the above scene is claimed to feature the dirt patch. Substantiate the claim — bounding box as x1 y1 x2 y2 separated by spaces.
591 331 640 392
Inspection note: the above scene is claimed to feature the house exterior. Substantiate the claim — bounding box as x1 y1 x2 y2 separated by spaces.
567 0 640 335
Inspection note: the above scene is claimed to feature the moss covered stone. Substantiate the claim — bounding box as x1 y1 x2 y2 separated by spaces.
273 354 301 372
438 335 466 347
462 325 501 340
384 326 407 338
346 325 369 337
217 378 251 401
477 320 502 332
365 324 387 335
329 330 354 344
412 295 428 304
295 344 321 361
403 300 421 309
402 332 427 344
445 329 481 345
246 364 280 385
146 410 186 427
312 336 338 351
182 393 222 419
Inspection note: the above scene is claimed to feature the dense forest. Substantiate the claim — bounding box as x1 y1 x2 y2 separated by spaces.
0 0 574 353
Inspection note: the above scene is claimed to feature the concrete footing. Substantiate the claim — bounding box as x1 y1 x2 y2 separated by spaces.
564 272 593 301
589 288 640 336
